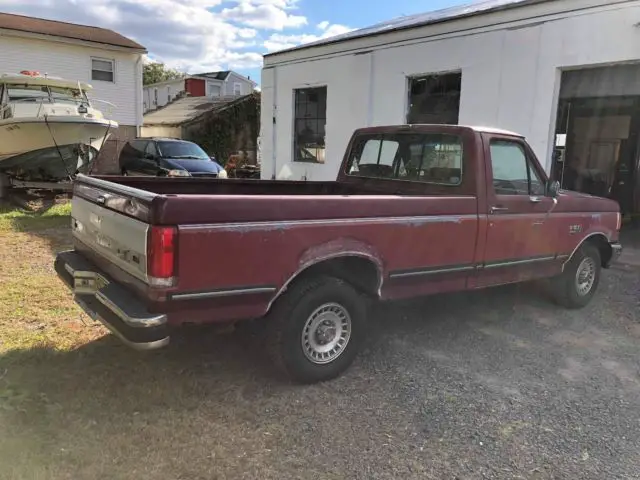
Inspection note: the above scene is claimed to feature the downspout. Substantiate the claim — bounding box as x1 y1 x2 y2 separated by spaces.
135 54 143 136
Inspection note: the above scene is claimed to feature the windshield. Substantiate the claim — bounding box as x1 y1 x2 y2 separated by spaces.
49 86 86 105
158 141 209 159
6 84 49 103
6 83 87 105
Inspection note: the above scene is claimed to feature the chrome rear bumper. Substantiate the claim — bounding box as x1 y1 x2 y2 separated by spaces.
55 250 169 350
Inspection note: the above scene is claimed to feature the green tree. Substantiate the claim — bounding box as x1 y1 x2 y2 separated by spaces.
143 62 185 85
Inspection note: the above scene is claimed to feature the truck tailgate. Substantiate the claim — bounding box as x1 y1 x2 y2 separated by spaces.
72 195 150 283
71 175 161 284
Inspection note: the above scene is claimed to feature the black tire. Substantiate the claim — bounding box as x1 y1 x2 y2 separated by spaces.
551 243 601 309
266 275 367 384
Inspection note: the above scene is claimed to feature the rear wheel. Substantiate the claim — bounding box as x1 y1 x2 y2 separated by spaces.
266 275 367 384
551 243 601 309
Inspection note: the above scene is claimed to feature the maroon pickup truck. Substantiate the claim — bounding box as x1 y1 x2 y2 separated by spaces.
55 124 622 383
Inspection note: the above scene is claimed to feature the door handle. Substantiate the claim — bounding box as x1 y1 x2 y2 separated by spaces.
529 196 542 203
490 205 509 214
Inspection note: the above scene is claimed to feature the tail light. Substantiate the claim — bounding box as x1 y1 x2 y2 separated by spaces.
147 226 177 287
616 212 622 231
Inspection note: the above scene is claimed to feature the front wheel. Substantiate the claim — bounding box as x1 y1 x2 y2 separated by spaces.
551 243 601 309
266 275 367 384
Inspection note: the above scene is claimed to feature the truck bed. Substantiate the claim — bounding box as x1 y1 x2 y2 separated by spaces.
86 175 476 225
94 175 374 196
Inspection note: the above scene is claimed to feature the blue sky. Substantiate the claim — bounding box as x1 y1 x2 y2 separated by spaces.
0 0 470 84
238 0 466 82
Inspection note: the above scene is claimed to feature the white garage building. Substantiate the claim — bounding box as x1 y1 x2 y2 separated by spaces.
260 0 640 216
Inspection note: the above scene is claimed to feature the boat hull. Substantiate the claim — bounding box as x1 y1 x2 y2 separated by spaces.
0 117 117 161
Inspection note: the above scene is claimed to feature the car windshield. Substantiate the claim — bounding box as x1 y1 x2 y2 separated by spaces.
158 141 209 159
6 84 87 105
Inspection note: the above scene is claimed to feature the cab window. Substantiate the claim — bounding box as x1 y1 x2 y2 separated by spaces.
346 133 463 186
490 140 544 195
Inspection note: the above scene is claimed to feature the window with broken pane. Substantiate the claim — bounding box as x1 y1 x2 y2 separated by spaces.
407 72 461 125
293 87 327 163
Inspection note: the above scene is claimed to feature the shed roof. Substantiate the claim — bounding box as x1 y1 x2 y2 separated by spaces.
265 0 550 56
0 12 146 51
143 95 251 126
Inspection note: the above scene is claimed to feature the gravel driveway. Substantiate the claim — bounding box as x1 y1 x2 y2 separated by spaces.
168 265 639 480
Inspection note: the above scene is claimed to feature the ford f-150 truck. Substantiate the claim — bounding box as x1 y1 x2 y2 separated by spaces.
55 124 623 384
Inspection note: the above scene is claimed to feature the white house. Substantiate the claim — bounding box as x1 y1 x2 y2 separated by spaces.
0 11 147 162
260 0 640 216
143 71 257 113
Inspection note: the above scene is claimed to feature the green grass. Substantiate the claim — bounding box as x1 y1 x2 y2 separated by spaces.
0 202 277 479
0 201 71 232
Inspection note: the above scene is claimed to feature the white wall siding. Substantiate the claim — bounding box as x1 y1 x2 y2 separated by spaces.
143 79 185 112
1 35 141 126
224 72 255 96
261 1 640 181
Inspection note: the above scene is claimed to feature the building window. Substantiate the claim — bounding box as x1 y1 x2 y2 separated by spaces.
407 72 461 125
234 82 242 95
293 86 327 163
91 58 115 82
346 132 463 186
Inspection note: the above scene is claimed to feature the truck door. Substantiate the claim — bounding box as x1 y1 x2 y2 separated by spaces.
476 135 559 287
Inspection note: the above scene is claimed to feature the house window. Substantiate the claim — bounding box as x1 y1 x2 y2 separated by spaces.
293 86 327 163
234 82 242 95
407 72 461 125
91 58 115 82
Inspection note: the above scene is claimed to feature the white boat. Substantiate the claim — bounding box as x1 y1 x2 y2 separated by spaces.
0 71 118 182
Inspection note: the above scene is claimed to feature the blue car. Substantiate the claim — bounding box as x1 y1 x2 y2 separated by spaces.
119 138 227 178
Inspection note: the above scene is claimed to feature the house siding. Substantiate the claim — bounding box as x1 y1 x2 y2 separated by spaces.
143 78 185 112
224 72 255 96
1 35 141 127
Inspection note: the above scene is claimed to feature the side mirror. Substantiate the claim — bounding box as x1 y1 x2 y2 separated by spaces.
547 180 560 198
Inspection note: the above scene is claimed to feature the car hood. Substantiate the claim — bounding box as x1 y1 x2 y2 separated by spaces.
557 189 620 213
164 158 223 173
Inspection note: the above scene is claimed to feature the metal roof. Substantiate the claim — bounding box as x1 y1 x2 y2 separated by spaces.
266 0 549 56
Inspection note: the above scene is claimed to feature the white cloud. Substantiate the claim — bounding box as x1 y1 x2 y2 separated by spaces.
264 23 353 53
221 1 306 31
0 0 352 73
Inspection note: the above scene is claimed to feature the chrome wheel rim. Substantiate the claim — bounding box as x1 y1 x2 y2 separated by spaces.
575 257 596 296
301 302 351 365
